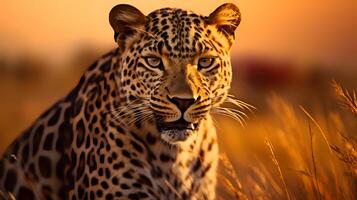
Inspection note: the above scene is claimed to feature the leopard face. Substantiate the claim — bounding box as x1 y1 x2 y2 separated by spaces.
110 4 240 143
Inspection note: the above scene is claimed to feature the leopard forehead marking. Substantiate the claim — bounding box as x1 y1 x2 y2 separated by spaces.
144 9 226 57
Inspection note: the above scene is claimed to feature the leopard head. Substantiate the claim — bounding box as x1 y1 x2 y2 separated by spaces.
109 3 241 143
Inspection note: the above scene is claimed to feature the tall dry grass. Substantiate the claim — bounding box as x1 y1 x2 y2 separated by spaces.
0 50 356 199
217 81 357 199
332 80 357 115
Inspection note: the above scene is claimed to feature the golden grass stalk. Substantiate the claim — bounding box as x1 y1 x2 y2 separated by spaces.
330 133 357 176
265 138 291 200
332 80 357 115
308 122 322 200
220 153 242 190
219 153 248 200
299 106 333 154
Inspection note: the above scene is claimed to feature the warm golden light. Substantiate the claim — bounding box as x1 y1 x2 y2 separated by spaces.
0 0 356 66
0 2 356 199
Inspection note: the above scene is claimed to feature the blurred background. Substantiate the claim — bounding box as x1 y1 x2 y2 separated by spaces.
0 0 356 199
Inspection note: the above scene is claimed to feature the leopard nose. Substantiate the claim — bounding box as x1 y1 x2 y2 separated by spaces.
167 96 199 113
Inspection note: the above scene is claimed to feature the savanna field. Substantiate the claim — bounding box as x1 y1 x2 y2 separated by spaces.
1 1 356 199
0 50 355 199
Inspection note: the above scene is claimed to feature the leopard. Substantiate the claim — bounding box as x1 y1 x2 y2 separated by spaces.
0 3 241 200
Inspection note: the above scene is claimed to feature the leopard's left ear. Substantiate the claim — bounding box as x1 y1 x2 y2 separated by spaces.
207 3 241 39
109 4 146 50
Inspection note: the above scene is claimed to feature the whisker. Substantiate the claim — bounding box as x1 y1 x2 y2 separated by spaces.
223 107 248 118
106 97 153 126
128 111 153 125
113 105 148 116
138 114 155 124
211 115 223 131
112 108 145 120
226 94 255 111
211 107 246 126
223 108 246 126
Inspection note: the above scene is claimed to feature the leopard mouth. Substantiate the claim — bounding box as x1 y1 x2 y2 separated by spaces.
157 118 199 131
157 118 199 142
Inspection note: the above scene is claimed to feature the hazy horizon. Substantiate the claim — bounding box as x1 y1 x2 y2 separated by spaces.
0 0 356 67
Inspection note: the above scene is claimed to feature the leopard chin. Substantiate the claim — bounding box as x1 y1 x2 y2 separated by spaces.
160 129 194 143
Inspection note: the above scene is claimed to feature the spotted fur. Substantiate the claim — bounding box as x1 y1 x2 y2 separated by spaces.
0 3 241 200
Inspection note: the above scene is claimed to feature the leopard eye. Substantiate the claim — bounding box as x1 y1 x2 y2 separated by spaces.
145 57 162 68
198 57 215 69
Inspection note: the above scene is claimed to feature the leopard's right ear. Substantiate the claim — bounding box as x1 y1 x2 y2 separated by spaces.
109 4 146 50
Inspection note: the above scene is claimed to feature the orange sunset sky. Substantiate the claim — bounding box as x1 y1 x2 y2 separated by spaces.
0 0 356 67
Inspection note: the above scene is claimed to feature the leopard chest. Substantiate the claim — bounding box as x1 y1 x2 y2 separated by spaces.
69 118 218 199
